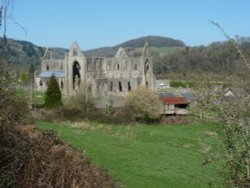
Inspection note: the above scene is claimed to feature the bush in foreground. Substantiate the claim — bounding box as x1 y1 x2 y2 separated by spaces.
0 125 118 187
0 87 29 127
1 84 118 187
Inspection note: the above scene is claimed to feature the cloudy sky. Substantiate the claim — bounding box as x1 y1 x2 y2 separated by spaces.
3 0 250 50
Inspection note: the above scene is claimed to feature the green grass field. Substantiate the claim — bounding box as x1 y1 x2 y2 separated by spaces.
37 121 225 188
14 89 45 105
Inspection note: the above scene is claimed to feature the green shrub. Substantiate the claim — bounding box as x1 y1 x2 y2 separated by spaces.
45 75 62 109
124 86 162 122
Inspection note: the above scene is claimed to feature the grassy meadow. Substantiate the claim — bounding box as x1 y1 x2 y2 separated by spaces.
37 121 226 188
151 47 182 56
14 89 45 105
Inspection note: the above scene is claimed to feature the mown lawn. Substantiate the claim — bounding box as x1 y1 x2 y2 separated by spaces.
37 121 226 188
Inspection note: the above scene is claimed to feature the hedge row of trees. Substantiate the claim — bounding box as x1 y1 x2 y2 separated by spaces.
44 75 162 123
153 37 250 79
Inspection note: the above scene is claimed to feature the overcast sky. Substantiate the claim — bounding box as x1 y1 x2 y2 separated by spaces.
2 0 250 50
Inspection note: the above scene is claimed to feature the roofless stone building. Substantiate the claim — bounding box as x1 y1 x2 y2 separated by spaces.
36 42 156 96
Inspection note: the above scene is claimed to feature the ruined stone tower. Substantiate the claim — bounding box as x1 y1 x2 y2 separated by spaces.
36 42 156 96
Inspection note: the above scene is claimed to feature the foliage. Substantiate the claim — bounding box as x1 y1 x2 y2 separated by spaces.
192 79 250 187
69 84 94 111
170 80 194 88
14 89 45 106
44 75 62 109
60 86 133 124
85 36 185 57
0 87 29 127
0 85 28 187
38 121 225 188
3 70 11 84
124 87 162 122
0 37 65 74
0 36 184 74
1 2 118 188
22 43 36 57
0 125 118 188
0 83 116 188
61 84 95 121
153 37 250 79
119 35 185 48
214 96 250 187
28 63 35 82
19 72 28 84
192 23 250 187
2 36 250 80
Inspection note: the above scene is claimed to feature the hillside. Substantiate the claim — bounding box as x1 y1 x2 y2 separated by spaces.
154 38 250 79
0 36 184 72
0 38 44 70
120 36 185 48
85 35 185 57
0 38 67 72
2 36 250 79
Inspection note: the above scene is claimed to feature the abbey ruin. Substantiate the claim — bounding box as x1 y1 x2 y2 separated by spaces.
36 42 156 96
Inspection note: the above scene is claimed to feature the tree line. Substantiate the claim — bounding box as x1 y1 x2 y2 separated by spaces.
153 37 250 79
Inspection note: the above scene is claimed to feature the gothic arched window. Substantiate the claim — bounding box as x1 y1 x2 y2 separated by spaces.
144 59 149 74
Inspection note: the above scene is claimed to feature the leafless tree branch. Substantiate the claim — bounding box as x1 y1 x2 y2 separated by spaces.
209 20 250 70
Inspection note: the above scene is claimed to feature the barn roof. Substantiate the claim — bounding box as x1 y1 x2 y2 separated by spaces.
37 71 65 78
160 97 189 105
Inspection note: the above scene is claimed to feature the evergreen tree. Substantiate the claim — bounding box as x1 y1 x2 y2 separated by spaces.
20 72 28 84
28 64 35 82
45 74 62 108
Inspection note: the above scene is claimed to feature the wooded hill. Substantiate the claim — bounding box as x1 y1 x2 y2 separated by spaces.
1 36 250 79
85 36 185 57
0 38 67 71
153 37 250 79
0 36 184 71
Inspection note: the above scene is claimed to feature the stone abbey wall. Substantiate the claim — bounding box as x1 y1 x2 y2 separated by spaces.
36 42 156 97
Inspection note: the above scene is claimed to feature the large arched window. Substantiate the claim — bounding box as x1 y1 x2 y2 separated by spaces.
72 61 81 89
144 59 149 74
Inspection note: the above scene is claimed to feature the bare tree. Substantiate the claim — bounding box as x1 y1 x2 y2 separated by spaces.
193 21 250 187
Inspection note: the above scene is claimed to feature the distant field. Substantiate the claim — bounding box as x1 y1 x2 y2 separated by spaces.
37 121 226 188
151 47 182 56
168 80 230 88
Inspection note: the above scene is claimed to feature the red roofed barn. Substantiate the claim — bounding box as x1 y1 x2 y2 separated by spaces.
160 97 189 115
